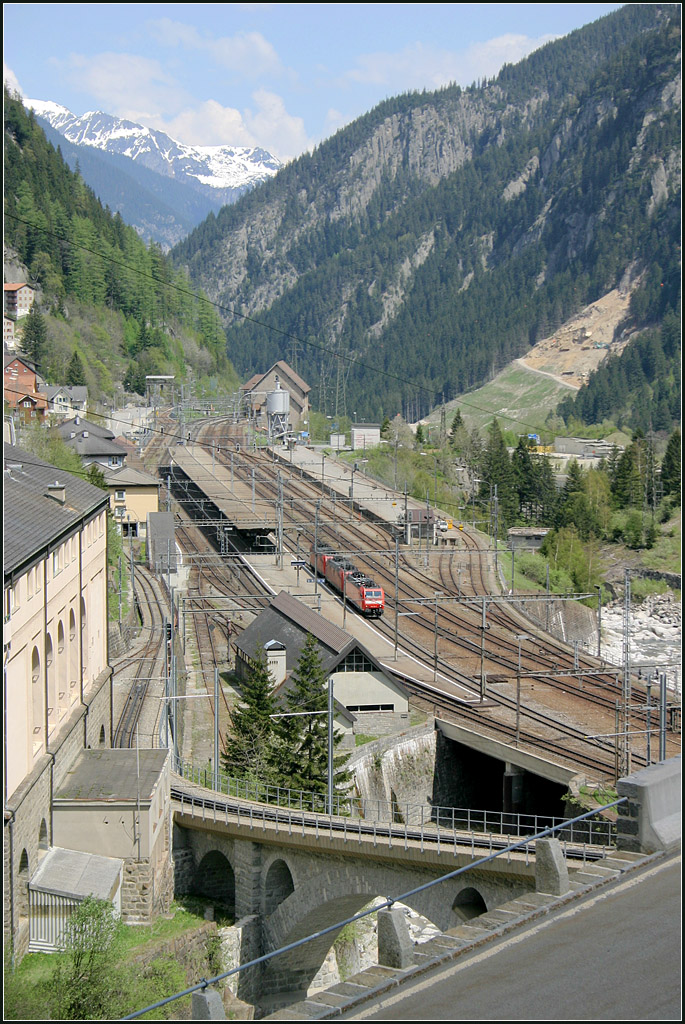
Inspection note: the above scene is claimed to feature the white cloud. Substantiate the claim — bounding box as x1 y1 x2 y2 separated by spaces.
244 89 313 161
143 91 311 160
323 108 352 138
342 33 557 93
149 18 284 78
464 33 558 82
149 100 257 149
59 52 186 120
3 62 23 96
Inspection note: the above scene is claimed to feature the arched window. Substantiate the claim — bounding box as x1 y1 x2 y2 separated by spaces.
46 634 56 724
69 608 78 702
31 645 43 747
80 596 88 680
17 849 29 921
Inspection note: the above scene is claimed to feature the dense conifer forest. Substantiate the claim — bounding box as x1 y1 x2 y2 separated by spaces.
4 89 236 397
174 4 680 428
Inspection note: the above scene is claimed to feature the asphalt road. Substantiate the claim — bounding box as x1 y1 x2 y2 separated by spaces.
342 854 681 1021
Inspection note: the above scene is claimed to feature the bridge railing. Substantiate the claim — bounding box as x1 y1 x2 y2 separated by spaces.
174 758 616 847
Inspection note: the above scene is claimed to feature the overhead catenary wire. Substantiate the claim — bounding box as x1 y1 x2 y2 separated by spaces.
4 211 564 435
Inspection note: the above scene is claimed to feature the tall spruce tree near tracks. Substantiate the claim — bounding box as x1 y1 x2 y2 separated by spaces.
281 634 351 798
222 650 282 785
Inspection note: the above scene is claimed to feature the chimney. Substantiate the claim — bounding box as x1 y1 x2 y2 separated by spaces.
47 481 66 505
264 640 287 687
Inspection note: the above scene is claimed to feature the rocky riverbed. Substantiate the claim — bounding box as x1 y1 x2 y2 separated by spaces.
600 591 681 694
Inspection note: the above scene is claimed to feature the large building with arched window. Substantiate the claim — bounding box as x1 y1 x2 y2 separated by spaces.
3 443 111 958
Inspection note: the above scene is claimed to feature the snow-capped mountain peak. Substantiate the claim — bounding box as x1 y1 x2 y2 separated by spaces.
25 98 281 193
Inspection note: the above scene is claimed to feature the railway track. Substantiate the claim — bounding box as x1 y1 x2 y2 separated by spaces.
171 783 614 861
163 420 680 777
113 565 167 748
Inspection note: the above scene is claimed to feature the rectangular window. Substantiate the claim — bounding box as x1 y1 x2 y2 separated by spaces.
347 704 394 713
115 490 126 501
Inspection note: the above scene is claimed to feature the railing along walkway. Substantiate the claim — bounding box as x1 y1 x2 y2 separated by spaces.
172 762 616 860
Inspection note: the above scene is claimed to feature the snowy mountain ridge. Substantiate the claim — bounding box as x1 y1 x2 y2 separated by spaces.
26 98 281 192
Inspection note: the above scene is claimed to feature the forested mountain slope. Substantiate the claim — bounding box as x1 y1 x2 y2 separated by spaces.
4 91 236 398
173 4 680 422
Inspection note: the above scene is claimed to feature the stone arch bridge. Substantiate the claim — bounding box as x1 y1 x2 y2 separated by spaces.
170 778 580 1003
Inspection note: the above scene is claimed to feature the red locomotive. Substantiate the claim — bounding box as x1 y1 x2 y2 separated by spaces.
310 544 385 617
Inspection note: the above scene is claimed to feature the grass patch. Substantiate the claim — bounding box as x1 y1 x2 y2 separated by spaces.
355 733 379 747
629 578 674 604
4 900 208 1020
580 783 618 805
423 363 573 439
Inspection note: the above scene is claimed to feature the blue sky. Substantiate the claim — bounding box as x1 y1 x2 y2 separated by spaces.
4 3 623 160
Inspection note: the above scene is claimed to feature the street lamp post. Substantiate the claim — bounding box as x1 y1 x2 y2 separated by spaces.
433 591 443 682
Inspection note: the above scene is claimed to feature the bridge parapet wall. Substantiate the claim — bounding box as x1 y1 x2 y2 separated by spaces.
173 818 535 1000
616 755 681 853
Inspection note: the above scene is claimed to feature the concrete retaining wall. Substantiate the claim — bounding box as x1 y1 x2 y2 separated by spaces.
616 756 681 853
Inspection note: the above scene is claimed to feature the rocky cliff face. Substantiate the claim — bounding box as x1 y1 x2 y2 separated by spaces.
172 6 680 415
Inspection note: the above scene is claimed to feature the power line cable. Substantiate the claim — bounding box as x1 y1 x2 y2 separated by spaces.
5 212 569 434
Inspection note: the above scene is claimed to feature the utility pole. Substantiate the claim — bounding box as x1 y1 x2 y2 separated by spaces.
595 585 602 659
327 677 334 816
394 534 400 660
314 502 320 597
659 672 667 762
433 592 442 683
516 634 529 748
404 484 410 546
493 485 499 578
622 569 632 775
214 667 220 791
480 597 488 701
118 554 123 625
276 471 283 569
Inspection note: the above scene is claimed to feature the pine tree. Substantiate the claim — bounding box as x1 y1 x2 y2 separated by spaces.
222 651 281 785
281 634 350 799
20 305 48 369
66 349 87 386
661 427 681 500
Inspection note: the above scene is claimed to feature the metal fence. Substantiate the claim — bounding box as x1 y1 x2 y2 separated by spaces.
28 889 77 953
174 758 616 847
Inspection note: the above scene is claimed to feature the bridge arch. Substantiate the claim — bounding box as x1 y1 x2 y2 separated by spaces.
195 850 235 914
261 855 451 998
452 885 488 921
263 857 295 915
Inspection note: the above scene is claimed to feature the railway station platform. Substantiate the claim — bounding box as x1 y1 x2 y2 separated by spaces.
241 549 479 706
169 444 278 532
273 441 470 544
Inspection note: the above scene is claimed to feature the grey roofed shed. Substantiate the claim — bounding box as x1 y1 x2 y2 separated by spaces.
234 590 405 689
55 748 169 802
28 846 123 953
234 590 357 678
